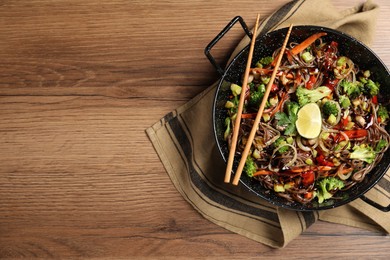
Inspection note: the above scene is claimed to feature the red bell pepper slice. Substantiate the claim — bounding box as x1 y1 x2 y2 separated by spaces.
341 117 349 127
302 170 315 186
372 95 378 105
324 78 339 92
271 83 279 92
306 75 316 89
316 154 334 167
339 129 368 141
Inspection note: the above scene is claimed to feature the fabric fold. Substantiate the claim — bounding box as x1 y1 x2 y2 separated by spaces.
146 0 388 248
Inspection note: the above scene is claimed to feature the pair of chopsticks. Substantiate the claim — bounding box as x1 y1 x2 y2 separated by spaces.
224 15 293 185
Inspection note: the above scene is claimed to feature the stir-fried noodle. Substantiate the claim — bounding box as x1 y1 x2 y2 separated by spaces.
224 33 390 204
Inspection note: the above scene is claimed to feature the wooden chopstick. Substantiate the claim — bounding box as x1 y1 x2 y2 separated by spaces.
232 24 294 186
224 14 261 183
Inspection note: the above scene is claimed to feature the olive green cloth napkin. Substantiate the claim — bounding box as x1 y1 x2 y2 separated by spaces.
146 0 389 248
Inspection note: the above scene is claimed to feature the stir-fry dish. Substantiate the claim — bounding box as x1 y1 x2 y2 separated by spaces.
224 32 390 204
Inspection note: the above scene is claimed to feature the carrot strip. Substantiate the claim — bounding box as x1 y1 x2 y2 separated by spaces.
251 68 272 75
252 169 274 176
317 166 333 171
289 167 310 173
286 73 294 79
241 113 257 119
286 51 293 63
304 191 314 199
341 168 353 174
290 32 327 56
270 52 283 67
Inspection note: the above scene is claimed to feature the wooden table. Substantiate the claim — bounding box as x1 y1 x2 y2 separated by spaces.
1 0 389 258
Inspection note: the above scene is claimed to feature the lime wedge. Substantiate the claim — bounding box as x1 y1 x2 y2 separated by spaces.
296 103 322 139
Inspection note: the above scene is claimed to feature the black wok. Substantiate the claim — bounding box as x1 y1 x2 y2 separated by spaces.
205 16 390 211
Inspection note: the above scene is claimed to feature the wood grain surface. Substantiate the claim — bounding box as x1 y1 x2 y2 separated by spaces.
1 0 389 258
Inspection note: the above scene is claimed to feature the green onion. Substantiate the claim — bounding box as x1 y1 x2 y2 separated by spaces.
274 184 285 192
337 56 347 67
230 83 242 96
301 52 314 62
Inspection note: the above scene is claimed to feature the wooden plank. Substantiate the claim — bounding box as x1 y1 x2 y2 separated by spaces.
0 0 389 257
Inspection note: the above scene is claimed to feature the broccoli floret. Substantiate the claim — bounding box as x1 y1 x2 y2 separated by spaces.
322 100 340 125
244 157 257 177
249 84 266 108
363 79 380 97
256 56 273 68
286 101 299 116
274 137 289 153
316 177 345 203
249 91 264 108
349 144 376 164
258 83 266 92
359 77 368 84
340 79 362 98
296 86 332 107
322 101 339 117
375 139 388 152
377 105 389 123
339 95 351 109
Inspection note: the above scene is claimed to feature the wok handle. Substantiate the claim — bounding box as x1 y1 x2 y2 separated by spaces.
360 195 390 212
204 16 252 76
